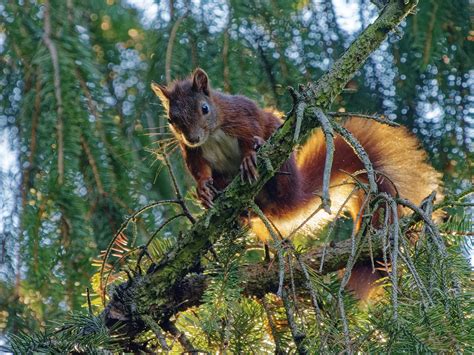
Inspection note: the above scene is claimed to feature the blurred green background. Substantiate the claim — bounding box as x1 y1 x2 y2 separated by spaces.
0 0 471 335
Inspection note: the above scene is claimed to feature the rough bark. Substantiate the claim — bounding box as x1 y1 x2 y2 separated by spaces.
184 235 383 305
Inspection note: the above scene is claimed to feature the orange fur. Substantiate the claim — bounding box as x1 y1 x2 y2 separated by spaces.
252 118 442 242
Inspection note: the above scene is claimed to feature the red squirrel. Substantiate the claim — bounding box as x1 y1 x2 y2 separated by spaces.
152 68 441 297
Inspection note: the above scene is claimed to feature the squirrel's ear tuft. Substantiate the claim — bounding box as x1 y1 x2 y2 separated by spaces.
151 82 170 111
192 68 210 96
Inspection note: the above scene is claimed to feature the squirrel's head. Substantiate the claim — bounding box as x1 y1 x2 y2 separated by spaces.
151 68 218 148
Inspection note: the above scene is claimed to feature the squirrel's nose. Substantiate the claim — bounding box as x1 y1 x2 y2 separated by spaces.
187 136 200 144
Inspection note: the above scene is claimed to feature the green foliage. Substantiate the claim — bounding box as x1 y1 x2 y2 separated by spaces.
364 219 473 353
6 214 472 352
182 217 472 353
173 233 273 353
0 0 472 352
2 313 118 354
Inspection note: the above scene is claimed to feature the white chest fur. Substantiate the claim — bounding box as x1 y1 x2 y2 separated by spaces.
201 129 241 175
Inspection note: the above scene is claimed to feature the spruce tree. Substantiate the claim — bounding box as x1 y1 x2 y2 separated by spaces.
0 0 472 352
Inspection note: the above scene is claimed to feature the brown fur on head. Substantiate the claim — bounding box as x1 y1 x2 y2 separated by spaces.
151 68 219 147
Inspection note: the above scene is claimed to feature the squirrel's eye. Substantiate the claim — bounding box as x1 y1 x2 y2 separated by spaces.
201 103 209 115
167 118 172 125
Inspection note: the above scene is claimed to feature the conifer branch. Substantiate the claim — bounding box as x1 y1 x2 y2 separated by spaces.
80 135 105 195
222 11 232 93
165 13 187 84
422 1 439 67
42 0 64 185
16 70 42 297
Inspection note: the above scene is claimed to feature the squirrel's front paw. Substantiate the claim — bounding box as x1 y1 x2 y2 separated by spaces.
197 178 216 208
240 151 258 183
253 136 265 150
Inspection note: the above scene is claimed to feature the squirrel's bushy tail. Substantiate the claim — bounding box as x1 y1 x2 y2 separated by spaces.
251 117 442 298
296 117 442 299
297 117 442 222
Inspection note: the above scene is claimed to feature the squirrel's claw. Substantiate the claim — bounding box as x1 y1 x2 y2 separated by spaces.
201 196 214 208
197 178 215 208
240 152 259 184
207 182 220 195
240 135 264 184
199 191 214 208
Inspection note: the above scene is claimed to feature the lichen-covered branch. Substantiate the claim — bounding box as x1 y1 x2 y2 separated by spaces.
102 235 383 338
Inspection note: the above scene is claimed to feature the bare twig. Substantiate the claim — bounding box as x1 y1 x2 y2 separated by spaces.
286 203 323 240
141 314 170 351
319 186 360 272
396 197 447 256
292 251 324 346
144 213 186 250
388 198 400 322
422 192 437 295
282 288 307 355
398 251 433 306
314 108 335 213
287 254 300 316
86 287 93 315
261 296 284 355
251 202 286 297
327 112 400 127
337 193 371 354
162 319 196 353
161 152 196 223
333 122 377 194
293 101 306 143
419 193 461 298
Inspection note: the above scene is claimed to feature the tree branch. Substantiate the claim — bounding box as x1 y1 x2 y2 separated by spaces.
165 13 187 84
43 0 64 185
103 235 384 338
